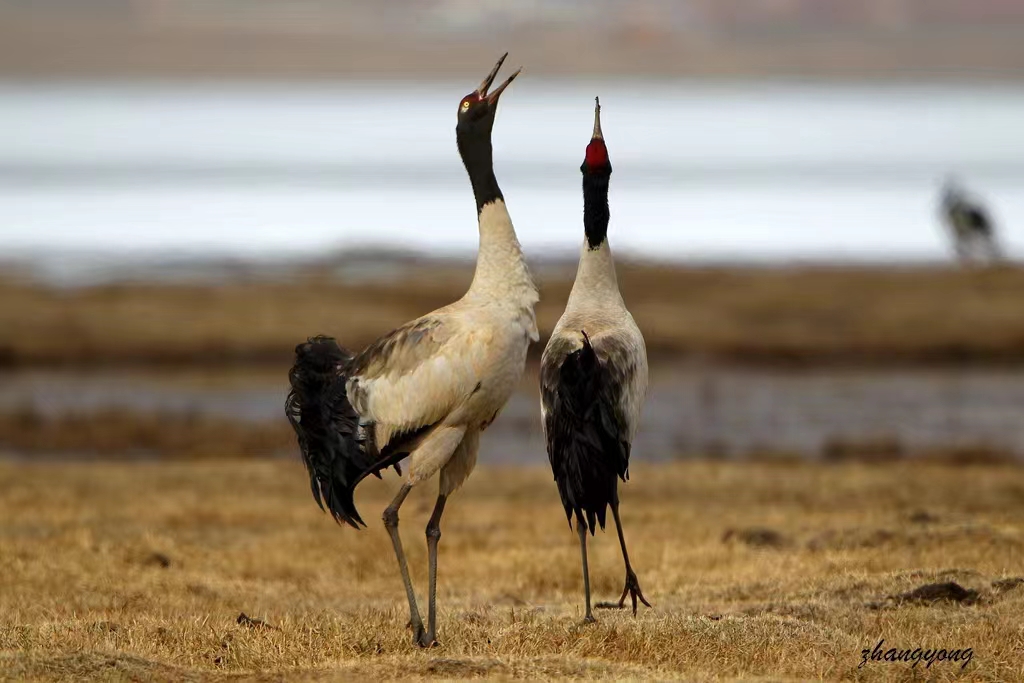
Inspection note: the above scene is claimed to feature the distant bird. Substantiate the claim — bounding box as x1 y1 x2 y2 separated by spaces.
285 54 538 648
940 179 1001 263
540 98 650 622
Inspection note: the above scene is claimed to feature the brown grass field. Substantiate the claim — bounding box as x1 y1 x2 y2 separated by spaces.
2 460 1023 681
4 263 1024 368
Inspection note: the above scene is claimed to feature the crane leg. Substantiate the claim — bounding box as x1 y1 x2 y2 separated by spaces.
424 491 447 647
578 521 596 623
611 501 651 616
382 483 429 647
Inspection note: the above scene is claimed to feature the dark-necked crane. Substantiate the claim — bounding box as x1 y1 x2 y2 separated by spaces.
941 179 1001 263
285 54 538 648
540 98 650 622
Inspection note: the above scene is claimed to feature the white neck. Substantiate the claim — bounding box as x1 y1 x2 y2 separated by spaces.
467 200 537 303
565 238 624 311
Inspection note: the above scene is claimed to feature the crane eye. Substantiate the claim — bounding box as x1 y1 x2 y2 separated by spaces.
461 99 471 111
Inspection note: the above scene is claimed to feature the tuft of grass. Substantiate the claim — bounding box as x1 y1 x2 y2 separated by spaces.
2 460 1024 680
820 436 1020 465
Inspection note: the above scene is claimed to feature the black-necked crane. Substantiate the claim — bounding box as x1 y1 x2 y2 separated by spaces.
941 179 1001 263
540 98 650 622
285 54 538 648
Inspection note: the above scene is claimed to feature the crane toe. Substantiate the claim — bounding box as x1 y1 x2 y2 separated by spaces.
416 632 440 648
616 570 652 617
409 620 428 645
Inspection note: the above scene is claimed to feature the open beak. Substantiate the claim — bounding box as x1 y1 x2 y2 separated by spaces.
477 52 522 105
592 96 603 140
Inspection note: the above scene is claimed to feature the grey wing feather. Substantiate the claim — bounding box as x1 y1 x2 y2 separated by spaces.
347 314 481 452
349 318 446 381
590 329 647 446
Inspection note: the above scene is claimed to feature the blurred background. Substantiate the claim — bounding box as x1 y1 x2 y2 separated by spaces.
2 0 1024 465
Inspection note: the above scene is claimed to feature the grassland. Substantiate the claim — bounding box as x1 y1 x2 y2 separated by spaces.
0 407 295 461
3 263 1024 368
2 460 1023 681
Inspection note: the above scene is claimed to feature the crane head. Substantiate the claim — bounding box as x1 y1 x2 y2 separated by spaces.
582 97 611 174
457 53 520 131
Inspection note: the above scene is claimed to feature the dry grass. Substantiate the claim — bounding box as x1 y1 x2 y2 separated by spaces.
0 408 294 460
2 460 1024 681
4 264 1024 367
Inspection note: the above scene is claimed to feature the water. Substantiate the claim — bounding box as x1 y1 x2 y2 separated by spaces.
2 80 1024 265
4 367 1023 461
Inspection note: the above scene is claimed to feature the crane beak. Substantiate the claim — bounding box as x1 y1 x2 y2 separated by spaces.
592 96 603 140
477 53 521 105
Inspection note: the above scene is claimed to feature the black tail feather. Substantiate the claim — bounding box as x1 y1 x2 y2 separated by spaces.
285 336 378 529
549 332 628 536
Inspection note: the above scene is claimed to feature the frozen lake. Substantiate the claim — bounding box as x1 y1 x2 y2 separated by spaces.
1 80 1023 264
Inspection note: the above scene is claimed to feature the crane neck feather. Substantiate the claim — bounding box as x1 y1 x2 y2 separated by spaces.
457 128 503 213
566 237 623 311
582 166 611 249
468 200 537 304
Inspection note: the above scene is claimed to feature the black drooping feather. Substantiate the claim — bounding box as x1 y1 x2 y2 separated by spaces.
285 336 419 529
943 185 994 238
542 332 631 535
955 204 992 236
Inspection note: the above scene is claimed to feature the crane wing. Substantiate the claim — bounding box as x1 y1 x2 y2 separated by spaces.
348 315 486 453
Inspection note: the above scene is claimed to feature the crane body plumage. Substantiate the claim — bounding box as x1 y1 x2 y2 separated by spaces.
541 248 647 534
287 231 537 525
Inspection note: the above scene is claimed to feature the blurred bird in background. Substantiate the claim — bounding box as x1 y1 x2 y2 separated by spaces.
940 178 1002 264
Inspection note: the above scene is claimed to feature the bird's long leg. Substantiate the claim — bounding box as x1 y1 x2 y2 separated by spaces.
611 500 652 616
424 491 447 647
382 483 426 645
578 521 596 623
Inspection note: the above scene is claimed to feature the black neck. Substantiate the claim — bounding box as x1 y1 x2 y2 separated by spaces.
458 134 503 213
582 169 611 249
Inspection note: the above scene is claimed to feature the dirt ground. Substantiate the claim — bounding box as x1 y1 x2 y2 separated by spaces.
1 460 1022 681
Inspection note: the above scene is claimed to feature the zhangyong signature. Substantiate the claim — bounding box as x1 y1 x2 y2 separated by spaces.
860 639 973 670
